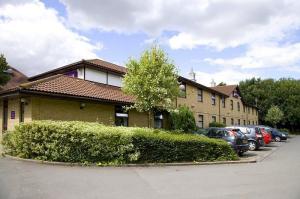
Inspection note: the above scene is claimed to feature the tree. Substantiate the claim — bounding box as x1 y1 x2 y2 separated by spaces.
265 105 284 128
122 46 179 127
217 82 227 86
0 54 11 85
170 106 196 133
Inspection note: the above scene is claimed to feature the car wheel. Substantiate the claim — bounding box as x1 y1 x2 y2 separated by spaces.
275 136 281 142
248 141 256 151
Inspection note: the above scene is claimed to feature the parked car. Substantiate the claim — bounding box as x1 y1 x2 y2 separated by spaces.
259 126 288 142
226 126 264 151
206 127 249 156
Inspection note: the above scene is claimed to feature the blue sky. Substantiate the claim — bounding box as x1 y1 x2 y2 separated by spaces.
1 0 300 86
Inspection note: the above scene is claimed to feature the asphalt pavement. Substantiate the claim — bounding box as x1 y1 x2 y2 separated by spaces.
0 136 299 199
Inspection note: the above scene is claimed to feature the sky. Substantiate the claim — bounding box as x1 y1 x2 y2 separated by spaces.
1 0 300 86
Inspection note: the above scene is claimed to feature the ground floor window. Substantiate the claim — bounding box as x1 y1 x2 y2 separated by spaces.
231 118 234 125
20 101 25 123
248 121 251 125
222 117 226 125
115 105 128 126
212 116 217 123
244 120 246 125
154 111 163 129
197 114 204 128
238 119 241 125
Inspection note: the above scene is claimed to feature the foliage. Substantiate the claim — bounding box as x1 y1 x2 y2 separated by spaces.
265 105 284 127
239 77 300 130
209 122 226 128
0 54 11 85
170 106 196 133
2 121 237 164
217 82 227 86
122 46 179 127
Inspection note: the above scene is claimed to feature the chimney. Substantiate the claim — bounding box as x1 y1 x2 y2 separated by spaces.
210 79 216 87
189 68 196 82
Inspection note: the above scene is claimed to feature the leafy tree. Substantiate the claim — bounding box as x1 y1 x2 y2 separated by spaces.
217 82 227 86
0 54 11 85
265 105 284 128
122 46 179 127
209 122 226 127
170 106 196 133
239 77 300 131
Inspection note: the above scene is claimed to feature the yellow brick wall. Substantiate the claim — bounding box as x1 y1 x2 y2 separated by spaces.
129 110 153 127
31 96 115 125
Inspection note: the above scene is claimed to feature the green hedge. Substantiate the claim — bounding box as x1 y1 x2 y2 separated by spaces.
2 121 237 164
209 122 226 128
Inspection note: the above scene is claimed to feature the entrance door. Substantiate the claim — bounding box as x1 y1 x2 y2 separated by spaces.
2 100 8 131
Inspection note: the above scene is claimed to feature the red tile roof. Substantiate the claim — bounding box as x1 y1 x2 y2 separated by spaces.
19 75 134 104
210 85 237 96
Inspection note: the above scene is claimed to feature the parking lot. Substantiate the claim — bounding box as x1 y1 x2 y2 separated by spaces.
1 136 299 199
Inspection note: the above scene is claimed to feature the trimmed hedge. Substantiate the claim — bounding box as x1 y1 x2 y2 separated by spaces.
2 121 238 164
209 122 226 128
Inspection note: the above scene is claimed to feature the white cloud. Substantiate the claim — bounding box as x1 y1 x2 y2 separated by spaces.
193 69 258 87
0 1 100 76
204 43 300 71
60 0 300 50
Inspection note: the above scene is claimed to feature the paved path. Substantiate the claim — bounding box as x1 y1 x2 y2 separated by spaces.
1 136 300 199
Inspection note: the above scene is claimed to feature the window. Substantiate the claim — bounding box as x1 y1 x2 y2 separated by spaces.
211 93 216 105
243 105 246 113
154 112 163 129
248 121 251 125
230 100 234 110
222 117 226 125
197 89 203 102
252 121 255 125
237 102 240 111
248 107 250 113
243 120 246 125
231 118 234 125
20 101 25 123
197 115 204 128
179 83 186 98
221 96 226 108
238 119 241 125
252 108 254 115
212 116 217 123
115 105 128 126
256 110 258 116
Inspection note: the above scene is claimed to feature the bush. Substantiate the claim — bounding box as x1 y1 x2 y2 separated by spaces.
170 106 196 133
2 121 238 164
209 122 226 128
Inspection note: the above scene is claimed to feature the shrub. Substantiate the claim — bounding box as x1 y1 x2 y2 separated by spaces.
170 106 196 133
209 122 226 128
2 121 237 164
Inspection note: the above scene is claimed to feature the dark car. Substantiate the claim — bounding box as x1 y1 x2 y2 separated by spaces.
259 126 288 142
206 127 249 156
226 126 264 151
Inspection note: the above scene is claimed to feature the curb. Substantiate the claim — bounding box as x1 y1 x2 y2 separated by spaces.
3 154 257 167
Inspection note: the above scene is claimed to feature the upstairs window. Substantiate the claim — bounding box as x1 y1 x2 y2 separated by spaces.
211 93 216 105
230 100 234 110
252 108 254 115
115 105 128 126
221 96 226 108
243 105 246 112
237 102 240 111
197 89 203 102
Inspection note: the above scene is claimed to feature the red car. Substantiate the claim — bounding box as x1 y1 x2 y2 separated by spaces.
260 128 272 144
